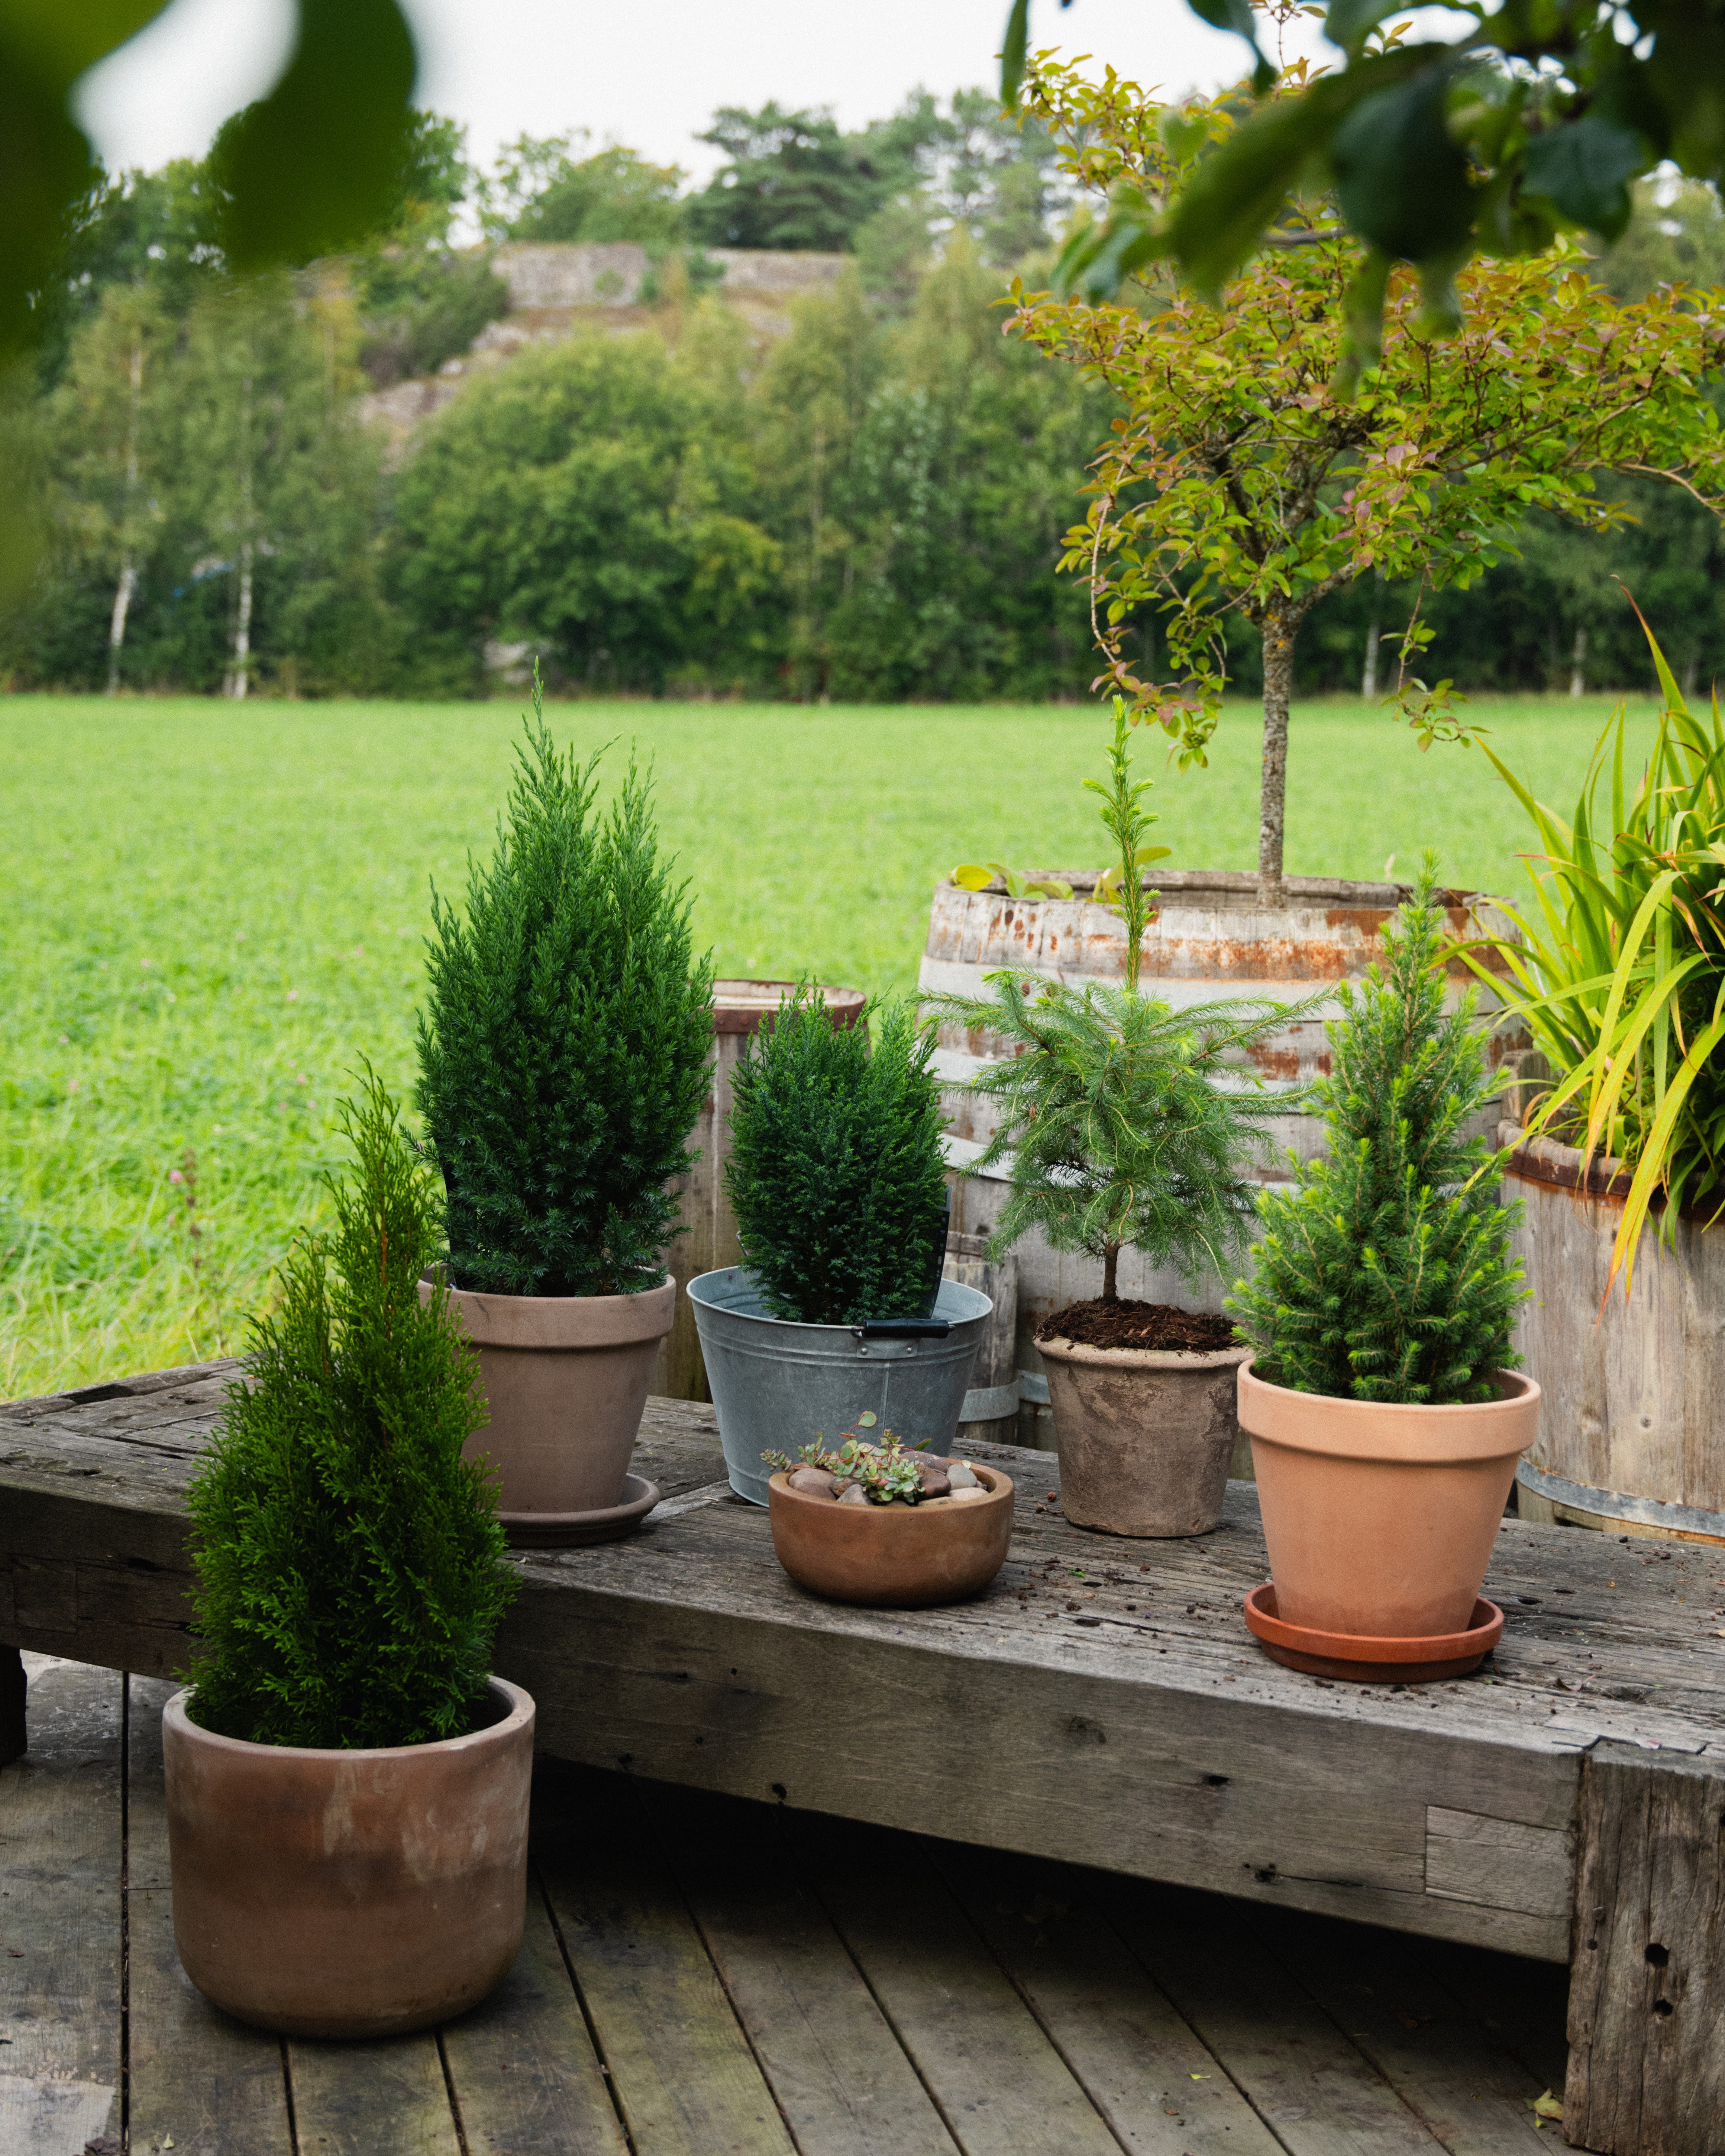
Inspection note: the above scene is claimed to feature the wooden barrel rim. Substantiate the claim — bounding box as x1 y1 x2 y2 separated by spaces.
1503 1132 1724 1226
711 980 867 1035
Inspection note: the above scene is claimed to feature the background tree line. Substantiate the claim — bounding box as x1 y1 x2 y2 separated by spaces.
5 105 1725 704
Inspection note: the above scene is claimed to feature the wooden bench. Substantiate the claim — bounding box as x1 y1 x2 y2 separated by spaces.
4 1360 1723 2156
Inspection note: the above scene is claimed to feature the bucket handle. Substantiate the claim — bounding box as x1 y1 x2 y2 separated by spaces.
856 1319 952 1341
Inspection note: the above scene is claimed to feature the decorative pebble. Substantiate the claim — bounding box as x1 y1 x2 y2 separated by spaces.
786 1468 839 1499
947 1462 981 1489
947 1486 988 1504
836 1484 871 1506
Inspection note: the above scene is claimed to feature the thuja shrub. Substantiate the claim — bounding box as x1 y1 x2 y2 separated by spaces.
727 988 947 1325
416 676 715 1297
184 1075 516 1749
1227 860 1527 1405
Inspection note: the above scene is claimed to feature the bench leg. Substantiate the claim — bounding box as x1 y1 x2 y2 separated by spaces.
0 1645 24 1767
1564 1742 1725 2155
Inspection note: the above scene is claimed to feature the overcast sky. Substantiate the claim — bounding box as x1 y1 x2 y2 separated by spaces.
74 0 1337 184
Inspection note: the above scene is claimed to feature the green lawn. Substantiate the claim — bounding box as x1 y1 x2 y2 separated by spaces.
0 688 1661 1397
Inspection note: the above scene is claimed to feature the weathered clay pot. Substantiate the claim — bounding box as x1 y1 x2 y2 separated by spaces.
420 1274 675 1516
1038 1335 1251 1536
766 1465 1015 1607
164 1678 534 2038
1237 1361 1541 1638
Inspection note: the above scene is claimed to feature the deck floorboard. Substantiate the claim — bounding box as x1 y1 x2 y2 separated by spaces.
0 1655 1589 2156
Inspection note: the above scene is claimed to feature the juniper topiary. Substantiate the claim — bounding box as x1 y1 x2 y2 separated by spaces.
416 668 715 1298
726 986 948 1325
1226 858 1528 1405
182 1074 517 1749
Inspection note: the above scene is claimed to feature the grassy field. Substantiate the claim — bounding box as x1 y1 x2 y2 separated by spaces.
1 688 1662 1397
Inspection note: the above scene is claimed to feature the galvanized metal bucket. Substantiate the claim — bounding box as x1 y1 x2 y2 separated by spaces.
687 1268 993 1506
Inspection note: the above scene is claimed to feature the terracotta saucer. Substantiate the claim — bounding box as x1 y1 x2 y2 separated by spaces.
1243 1582 1503 1683
499 1473 660 1549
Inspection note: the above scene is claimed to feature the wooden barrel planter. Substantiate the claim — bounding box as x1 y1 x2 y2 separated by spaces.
650 980 866 1402
1502 1125 1725 1544
924 871 1524 1447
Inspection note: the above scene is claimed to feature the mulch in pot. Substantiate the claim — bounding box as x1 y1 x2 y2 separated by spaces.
1036 1300 1241 1354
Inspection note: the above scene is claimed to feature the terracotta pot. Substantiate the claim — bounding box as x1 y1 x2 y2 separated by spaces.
1237 1361 1541 1638
164 1678 534 2039
766 1465 1015 1607
1038 1335 1251 1536
420 1274 675 1516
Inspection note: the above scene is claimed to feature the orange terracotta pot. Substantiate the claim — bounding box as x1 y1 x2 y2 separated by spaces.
1236 1361 1541 1639
419 1274 674 1517
164 1678 534 2039
766 1466 1015 1607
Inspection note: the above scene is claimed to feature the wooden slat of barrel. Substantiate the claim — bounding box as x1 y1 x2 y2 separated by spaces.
1502 1124 1725 1545
651 981 867 1402
941 1231 1018 1448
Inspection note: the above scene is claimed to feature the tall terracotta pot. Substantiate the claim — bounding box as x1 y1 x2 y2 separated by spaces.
421 1275 674 1518
164 1678 534 2039
1237 1361 1541 1637
1038 1335 1250 1536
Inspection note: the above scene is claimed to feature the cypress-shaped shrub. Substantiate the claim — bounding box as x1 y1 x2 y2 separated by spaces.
1227 860 1528 1405
416 674 715 1298
184 1074 517 1749
726 988 948 1325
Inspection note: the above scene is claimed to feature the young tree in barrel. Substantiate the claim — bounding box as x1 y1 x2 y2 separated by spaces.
1010 57 1725 910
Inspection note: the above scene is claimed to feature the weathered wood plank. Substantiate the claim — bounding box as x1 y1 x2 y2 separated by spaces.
812 1821 1124 2156
1244 1901 1551 2155
0 1658 122 2144
287 2034 463 2155
1110 1877 1445 2156
125 1673 296 2156
1424 1808 1573 1923
537 1765 797 2156
933 1840 1286 2156
1564 1743 1725 2156
642 1776 962 2156
439 1882 630 2156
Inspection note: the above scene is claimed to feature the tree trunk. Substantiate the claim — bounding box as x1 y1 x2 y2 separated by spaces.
1259 611 1295 911
1361 571 1381 699
1102 1244 1119 1302
230 540 253 701
106 557 136 696
1570 625 1588 699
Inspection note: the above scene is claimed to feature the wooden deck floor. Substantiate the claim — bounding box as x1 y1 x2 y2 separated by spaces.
4 1655 1574 2156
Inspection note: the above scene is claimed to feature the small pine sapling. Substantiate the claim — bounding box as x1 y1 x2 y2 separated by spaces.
1227 859 1528 1404
416 663 715 1298
726 986 948 1325
183 1073 517 1749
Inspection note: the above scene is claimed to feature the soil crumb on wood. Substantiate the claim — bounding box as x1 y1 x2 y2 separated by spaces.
1037 1300 1241 1354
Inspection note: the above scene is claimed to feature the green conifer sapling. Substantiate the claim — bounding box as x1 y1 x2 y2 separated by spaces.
184 1074 517 1749
416 665 715 1297
726 987 949 1325
1227 860 1528 1405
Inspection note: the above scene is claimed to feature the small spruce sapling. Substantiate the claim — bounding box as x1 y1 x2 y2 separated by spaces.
416 663 715 1298
726 986 948 1325
927 709 1305 1302
1226 859 1528 1405
183 1074 517 1749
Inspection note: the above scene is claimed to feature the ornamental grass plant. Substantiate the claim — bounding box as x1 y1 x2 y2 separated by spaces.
183 1074 516 1749
416 666 715 1298
1462 617 1725 1293
726 986 948 1325
1228 860 1527 1405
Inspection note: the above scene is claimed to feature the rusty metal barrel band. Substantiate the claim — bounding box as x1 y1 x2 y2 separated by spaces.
1517 1460 1725 1541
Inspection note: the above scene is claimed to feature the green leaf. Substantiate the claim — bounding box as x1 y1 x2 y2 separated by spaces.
1521 113 1648 242
1325 0 1400 50
213 0 418 267
1167 93 1338 298
952 864 996 891
1000 0 1031 107
1185 0 1274 90
1332 65 1476 262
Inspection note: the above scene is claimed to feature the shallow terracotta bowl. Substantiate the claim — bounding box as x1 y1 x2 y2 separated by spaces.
766 1467 1015 1607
